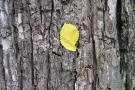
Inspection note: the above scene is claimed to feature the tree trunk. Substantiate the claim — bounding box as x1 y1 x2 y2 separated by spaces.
0 0 134 90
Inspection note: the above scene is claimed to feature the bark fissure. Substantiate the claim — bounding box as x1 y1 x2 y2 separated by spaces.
12 2 21 89
52 52 61 56
92 39 97 90
117 0 135 89
102 0 107 40
7 53 13 89
29 23 35 89
48 0 54 32
47 53 50 90
74 69 77 90
91 13 97 90
89 1 97 89
47 0 54 89
0 45 6 90
117 0 122 71
26 1 35 89
103 9 105 40
2 67 6 90
20 57 23 90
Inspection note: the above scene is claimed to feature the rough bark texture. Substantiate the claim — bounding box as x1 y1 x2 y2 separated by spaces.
0 0 134 90
118 0 135 90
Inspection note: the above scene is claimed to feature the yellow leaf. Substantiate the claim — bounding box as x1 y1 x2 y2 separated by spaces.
60 23 79 51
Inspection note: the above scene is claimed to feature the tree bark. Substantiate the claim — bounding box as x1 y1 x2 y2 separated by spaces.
119 0 135 90
0 0 134 90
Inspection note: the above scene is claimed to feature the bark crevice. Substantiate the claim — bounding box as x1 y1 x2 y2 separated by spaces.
47 0 54 89
0 45 6 90
20 57 23 90
92 38 97 90
117 0 134 89
91 12 97 90
29 23 35 89
47 52 50 90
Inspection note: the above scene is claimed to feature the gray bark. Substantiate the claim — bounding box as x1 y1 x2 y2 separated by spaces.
0 0 134 90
